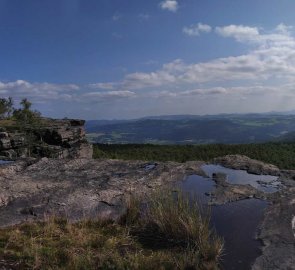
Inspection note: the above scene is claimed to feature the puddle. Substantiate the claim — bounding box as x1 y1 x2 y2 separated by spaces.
179 171 269 270
0 160 13 165
143 162 158 171
180 174 215 203
202 164 280 193
212 199 267 270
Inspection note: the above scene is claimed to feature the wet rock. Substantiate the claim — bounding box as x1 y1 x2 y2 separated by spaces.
253 190 295 270
212 172 228 187
214 155 280 176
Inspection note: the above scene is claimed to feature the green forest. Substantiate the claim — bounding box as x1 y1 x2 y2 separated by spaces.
93 143 295 170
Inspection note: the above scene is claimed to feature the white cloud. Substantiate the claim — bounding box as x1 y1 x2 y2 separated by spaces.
0 80 136 105
82 91 135 101
88 82 118 90
89 23 295 101
183 23 212 36
0 80 79 102
215 23 294 47
160 0 178 12
3 23 295 118
147 84 295 100
275 23 293 35
215 25 260 42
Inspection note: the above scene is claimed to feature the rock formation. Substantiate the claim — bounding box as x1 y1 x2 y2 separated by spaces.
0 118 93 159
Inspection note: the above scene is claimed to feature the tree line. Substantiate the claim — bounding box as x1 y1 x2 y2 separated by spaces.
93 143 295 170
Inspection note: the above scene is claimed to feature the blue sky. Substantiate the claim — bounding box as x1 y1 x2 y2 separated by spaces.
1 0 295 119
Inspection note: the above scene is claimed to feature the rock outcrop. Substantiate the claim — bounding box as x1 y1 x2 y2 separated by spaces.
0 158 204 226
0 118 93 159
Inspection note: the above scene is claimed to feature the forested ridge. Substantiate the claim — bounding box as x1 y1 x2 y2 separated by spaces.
93 143 295 170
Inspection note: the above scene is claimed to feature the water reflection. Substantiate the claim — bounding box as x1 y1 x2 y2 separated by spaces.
202 164 280 193
0 160 13 165
179 169 269 270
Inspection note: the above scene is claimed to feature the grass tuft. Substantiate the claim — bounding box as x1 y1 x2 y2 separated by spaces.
0 189 223 269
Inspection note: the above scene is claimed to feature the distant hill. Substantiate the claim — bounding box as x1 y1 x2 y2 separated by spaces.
86 113 295 144
274 131 295 142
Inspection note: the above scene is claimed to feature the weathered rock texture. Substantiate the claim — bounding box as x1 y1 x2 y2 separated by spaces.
0 118 92 159
0 158 203 226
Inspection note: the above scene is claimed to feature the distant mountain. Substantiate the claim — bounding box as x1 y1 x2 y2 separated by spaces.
85 119 135 130
86 113 295 144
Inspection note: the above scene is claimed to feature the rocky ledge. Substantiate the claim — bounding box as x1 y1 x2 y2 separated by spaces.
0 118 93 159
0 155 294 269
0 158 204 226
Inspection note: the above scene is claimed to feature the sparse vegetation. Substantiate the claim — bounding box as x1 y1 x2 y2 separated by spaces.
0 189 223 270
0 97 13 119
13 98 41 127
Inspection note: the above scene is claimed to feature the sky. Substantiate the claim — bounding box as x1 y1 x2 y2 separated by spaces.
1 0 295 119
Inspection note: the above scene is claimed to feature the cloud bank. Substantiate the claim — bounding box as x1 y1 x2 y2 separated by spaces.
2 23 295 118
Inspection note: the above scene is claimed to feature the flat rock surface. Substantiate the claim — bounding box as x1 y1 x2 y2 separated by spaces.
0 158 203 226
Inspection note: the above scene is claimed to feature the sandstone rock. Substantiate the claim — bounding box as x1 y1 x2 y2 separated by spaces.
0 118 93 159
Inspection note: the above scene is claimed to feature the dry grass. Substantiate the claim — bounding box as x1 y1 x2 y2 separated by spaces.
123 189 223 268
0 189 223 270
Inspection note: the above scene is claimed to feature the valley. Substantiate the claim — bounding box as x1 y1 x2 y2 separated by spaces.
86 114 295 144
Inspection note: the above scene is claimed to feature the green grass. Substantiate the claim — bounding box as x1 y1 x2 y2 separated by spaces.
0 189 223 270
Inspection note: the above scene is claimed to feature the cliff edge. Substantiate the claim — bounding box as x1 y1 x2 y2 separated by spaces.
0 118 93 159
